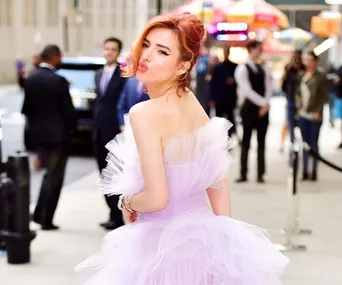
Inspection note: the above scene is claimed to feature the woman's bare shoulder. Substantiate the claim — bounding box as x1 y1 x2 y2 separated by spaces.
129 100 163 135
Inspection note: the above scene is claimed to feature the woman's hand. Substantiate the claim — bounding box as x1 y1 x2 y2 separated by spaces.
122 208 138 224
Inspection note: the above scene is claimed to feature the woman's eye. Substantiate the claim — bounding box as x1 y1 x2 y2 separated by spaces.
158 50 169 56
142 43 149 48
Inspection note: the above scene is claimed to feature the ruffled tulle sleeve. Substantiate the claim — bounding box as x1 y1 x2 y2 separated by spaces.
204 117 233 190
162 117 234 195
99 115 145 197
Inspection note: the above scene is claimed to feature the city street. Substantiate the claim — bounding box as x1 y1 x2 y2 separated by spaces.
1 0 341 284
0 86 97 203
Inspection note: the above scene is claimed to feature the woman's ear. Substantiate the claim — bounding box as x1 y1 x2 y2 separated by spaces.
176 61 191 76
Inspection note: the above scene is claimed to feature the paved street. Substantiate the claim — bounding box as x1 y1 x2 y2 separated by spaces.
1 90 342 285
0 86 97 203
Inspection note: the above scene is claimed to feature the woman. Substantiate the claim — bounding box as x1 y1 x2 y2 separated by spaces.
280 50 305 152
296 51 329 181
76 12 288 284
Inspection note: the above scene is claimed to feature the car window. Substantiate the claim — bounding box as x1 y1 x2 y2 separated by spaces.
57 69 96 90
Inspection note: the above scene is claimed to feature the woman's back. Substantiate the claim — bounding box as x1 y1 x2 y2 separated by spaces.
137 90 209 152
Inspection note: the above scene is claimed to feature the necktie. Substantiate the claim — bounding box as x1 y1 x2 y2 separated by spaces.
100 69 110 96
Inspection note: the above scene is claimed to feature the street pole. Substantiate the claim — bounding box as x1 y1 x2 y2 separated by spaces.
157 0 162 15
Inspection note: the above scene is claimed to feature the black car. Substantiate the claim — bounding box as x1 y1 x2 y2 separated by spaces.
56 57 105 151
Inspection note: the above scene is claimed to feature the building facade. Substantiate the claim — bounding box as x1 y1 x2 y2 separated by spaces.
0 0 186 83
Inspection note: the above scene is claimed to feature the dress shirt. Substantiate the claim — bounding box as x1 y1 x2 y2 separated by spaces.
102 64 117 81
39 62 56 71
234 58 272 107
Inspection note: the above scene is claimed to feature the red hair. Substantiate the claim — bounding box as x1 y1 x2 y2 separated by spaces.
125 12 205 93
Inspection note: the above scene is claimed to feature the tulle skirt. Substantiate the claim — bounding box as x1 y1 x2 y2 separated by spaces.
75 209 289 285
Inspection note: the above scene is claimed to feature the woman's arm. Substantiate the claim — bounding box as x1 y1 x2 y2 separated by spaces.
313 74 329 114
206 178 231 217
127 104 169 213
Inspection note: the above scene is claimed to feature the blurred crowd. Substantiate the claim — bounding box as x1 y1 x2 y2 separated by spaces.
195 41 341 183
15 37 342 232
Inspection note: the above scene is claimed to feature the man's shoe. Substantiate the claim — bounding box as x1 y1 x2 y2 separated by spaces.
338 143 342 149
104 221 124 231
235 177 247 183
257 177 265 183
311 172 317 181
301 172 309 181
41 224 59 231
99 220 111 228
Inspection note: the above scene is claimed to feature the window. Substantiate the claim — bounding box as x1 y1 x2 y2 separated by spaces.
148 0 156 19
98 0 106 27
0 0 13 26
5 0 12 26
132 0 136 29
82 0 93 27
23 0 37 26
46 0 59 26
122 0 126 30
109 0 116 27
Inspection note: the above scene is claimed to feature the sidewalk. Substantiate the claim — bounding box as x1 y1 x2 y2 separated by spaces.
1 98 342 285
0 84 20 97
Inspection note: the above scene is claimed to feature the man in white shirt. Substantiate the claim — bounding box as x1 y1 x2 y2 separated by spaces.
234 40 272 183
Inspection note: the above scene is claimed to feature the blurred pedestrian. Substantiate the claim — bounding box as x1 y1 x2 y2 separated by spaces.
195 45 210 114
333 64 342 149
24 54 47 169
94 37 126 230
234 41 272 183
209 46 239 140
22 44 77 230
295 51 328 181
280 50 305 152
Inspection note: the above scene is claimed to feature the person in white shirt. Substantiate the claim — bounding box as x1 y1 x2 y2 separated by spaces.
234 40 272 183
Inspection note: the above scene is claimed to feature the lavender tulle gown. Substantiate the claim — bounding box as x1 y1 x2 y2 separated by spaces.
75 116 289 284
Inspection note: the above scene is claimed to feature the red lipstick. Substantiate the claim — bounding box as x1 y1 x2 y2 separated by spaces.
138 61 148 72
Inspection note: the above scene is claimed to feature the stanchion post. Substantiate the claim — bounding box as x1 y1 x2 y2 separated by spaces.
276 142 307 252
0 151 36 264
292 127 312 236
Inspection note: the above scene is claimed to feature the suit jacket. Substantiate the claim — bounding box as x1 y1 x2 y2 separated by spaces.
209 60 238 109
117 76 149 127
94 65 126 142
21 67 77 146
295 70 329 119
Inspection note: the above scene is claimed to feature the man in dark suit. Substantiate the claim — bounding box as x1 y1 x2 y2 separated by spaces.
22 45 77 230
209 47 238 138
94 37 126 230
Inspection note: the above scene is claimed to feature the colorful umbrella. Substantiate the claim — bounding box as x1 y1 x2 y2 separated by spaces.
177 0 235 24
226 0 289 29
279 27 313 42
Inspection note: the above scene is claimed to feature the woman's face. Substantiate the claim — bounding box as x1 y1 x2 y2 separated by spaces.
304 54 317 70
136 28 182 86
